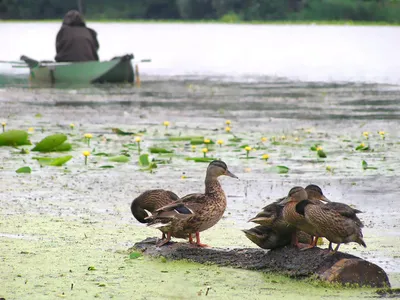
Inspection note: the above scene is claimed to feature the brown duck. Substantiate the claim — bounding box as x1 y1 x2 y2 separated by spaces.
248 200 294 235
243 225 312 250
280 186 329 249
296 186 366 253
145 160 238 247
131 189 182 240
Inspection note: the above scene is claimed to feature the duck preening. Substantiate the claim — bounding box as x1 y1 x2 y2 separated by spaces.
131 160 238 247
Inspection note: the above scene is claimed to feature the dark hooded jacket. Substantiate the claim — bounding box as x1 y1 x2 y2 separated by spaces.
55 10 99 62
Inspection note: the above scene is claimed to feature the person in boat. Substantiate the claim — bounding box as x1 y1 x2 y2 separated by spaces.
55 10 99 63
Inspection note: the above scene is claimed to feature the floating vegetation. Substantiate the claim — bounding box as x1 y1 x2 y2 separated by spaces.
112 128 136 135
0 130 31 146
31 133 71 152
33 155 73 167
15 166 31 173
108 155 130 163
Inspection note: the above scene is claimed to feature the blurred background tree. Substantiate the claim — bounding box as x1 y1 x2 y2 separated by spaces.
0 0 399 22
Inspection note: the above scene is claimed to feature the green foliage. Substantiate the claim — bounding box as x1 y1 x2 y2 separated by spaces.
31 134 70 152
2 0 400 26
0 130 31 146
16 166 32 173
33 155 73 166
108 155 130 163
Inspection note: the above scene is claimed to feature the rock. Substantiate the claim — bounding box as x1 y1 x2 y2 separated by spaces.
130 237 391 288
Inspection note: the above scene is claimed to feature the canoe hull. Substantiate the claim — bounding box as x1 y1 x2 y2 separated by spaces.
28 54 134 86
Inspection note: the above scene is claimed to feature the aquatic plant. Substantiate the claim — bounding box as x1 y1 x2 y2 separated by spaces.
0 130 31 146
202 147 208 158
32 133 71 152
84 133 93 146
245 146 252 158
217 139 223 147
83 151 90 165
135 136 142 154
1 122 6 132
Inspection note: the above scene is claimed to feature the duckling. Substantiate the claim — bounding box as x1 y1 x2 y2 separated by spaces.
243 226 312 250
131 189 188 241
295 198 366 253
146 160 238 247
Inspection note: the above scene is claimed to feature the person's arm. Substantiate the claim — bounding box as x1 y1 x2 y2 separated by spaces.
55 28 65 53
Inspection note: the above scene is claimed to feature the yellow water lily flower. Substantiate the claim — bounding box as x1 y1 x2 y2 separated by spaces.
84 133 93 139
135 136 141 143
225 126 231 132
163 121 170 127
83 151 90 157
261 137 267 142
225 120 231 125
245 146 252 152
262 154 269 160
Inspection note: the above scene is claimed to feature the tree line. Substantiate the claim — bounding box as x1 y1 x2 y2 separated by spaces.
1 0 400 23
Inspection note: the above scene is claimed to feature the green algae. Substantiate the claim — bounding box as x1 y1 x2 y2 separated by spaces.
0 215 379 300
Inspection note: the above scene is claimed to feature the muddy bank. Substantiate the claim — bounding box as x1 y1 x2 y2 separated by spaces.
132 237 390 288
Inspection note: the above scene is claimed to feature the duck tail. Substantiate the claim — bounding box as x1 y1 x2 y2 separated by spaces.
358 237 367 248
295 199 312 216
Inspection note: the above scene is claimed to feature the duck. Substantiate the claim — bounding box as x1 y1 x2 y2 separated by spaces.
296 186 366 253
131 189 185 241
248 200 295 235
243 225 312 250
306 184 364 227
280 186 328 249
145 160 238 247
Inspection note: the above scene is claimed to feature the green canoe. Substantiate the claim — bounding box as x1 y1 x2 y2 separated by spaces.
20 54 135 86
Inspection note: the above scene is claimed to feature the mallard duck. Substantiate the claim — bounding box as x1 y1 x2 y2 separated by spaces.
306 184 364 228
248 201 295 235
295 198 366 253
243 225 312 250
131 189 184 240
280 186 327 248
145 160 238 247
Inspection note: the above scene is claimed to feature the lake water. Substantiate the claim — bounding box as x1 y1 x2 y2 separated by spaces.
1 23 400 297
1 22 400 84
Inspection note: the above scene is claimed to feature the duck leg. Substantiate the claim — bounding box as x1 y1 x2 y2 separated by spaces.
300 235 319 251
331 243 341 254
195 232 209 248
188 234 195 244
291 230 300 247
156 232 171 247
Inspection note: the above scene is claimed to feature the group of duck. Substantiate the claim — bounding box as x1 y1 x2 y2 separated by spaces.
131 160 366 253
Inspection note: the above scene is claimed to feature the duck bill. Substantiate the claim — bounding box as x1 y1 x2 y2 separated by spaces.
279 196 290 205
320 195 331 202
225 169 238 179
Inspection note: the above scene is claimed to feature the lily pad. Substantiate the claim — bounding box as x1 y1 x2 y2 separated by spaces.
16 166 31 174
108 155 130 163
112 128 136 135
99 165 114 169
0 130 31 146
31 134 69 152
139 153 150 166
168 136 204 142
317 150 327 158
267 165 290 174
149 147 174 154
33 155 73 167
185 157 217 163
